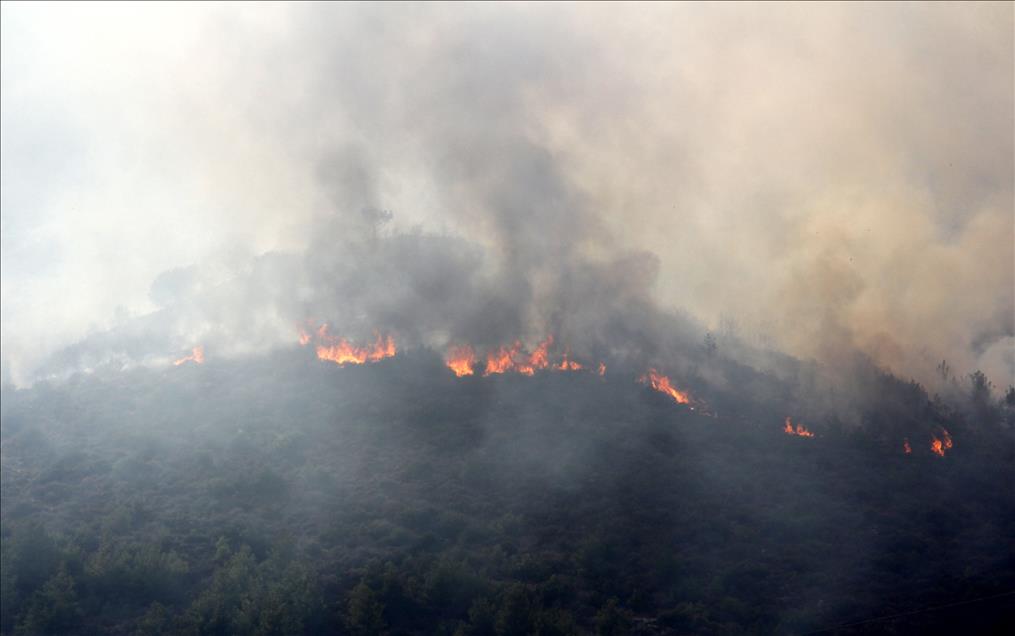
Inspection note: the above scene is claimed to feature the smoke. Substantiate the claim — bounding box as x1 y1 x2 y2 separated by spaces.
2 2 1012 389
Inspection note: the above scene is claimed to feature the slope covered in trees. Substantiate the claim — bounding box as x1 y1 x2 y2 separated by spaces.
1 350 1013 634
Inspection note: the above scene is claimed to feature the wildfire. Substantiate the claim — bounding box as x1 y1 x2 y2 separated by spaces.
302 326 601 379
479 336 585 377
783 417 814 438
930 437 944 457
555 351 583 372
317 333 395 366
442 336 600 378
639 368 692 405
903 438 912 454
930 428 953 457
445 345 476 377
300 324 397 366
484 342 522 376
173 346 205 366
521 335 553 374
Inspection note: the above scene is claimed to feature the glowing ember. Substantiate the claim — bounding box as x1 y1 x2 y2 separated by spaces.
445 345 476 377
639 368 692 404
903 438 912 454
598 362 606 376
783 417 814 438
173 346 205 366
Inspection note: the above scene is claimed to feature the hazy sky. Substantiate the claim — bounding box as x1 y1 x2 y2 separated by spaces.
2 2 1012 387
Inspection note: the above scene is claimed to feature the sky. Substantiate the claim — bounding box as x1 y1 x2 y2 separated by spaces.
2 1 1012 389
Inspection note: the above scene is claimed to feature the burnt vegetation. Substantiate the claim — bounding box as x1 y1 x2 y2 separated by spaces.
1 350 1013 635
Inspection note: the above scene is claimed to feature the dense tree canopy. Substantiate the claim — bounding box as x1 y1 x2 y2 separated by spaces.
2 350 1013 634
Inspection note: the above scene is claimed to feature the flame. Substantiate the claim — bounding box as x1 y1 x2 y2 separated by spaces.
301 328 594 378
302 324 397 366
598 362 606 376
173 346 205 366
903 438 912 454
555 350 583 372
930 428 953 457
783 417 814 437
639 368 692 404
316 333 396 366
445 345 476 377
481 336 569 377
931 437 944 457
516 335 553 376
484 342 522 376
530 335 552 369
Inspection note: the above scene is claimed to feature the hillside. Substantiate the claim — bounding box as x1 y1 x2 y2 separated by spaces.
2 350 1013 634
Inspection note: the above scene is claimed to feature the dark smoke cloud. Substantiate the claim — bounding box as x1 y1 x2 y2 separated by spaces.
3 2 1012 392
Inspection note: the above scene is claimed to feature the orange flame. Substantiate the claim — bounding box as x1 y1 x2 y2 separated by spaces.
446 345 476 377
516 336 553 376
530 335 552 369
639 368 691 404
903 438 912 454
173 346 205 366
316 333 396 366
555 350 583 372
930 428 953 457
484 342 522 376
481 336 572 376
931 437 944 457
783 417 814 437
302 324 397 366
598 362 606 376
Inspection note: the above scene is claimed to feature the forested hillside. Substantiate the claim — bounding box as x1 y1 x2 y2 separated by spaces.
2 350 1013 634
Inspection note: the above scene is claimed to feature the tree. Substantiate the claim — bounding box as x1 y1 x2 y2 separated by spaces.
135 602 171 636
595 598 631 635
969 370 1000 426
970 370 994 403
704 332 718 358
937 359 952 383
495 585 531 636
16 569 82 635
467 598 497 636
1003 386 1015 429
8 524 62 595
347 581 386 635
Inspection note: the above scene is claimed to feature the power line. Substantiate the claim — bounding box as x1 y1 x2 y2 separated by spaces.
804 590 1015 634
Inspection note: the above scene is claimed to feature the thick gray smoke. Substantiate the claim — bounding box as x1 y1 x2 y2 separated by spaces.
2 2 1012 390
